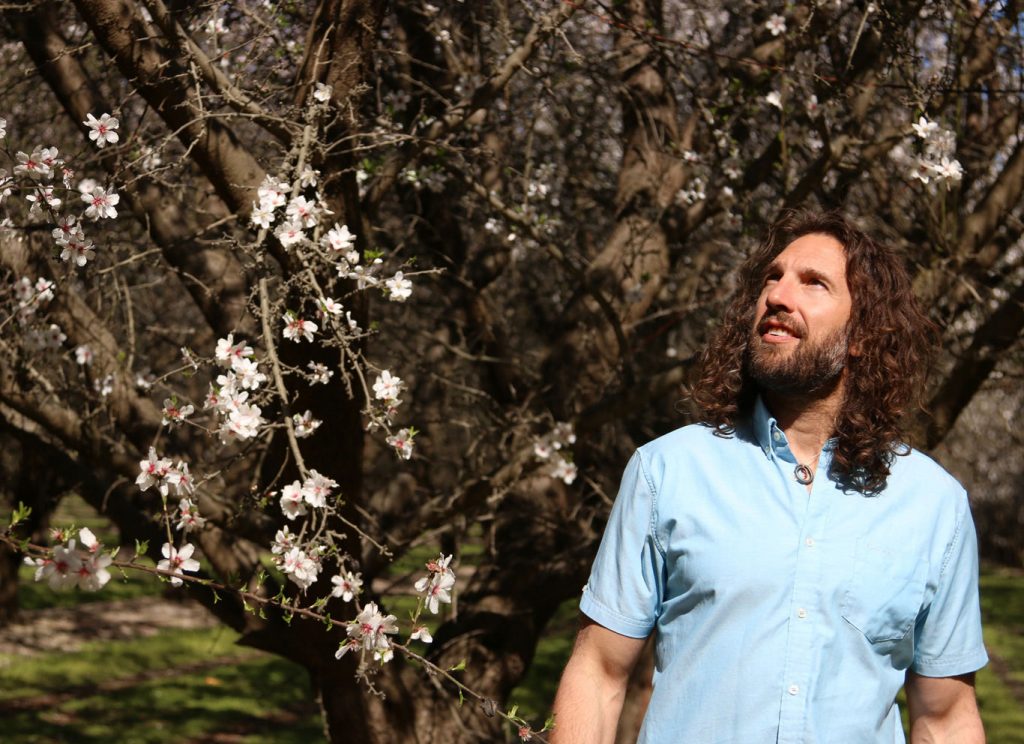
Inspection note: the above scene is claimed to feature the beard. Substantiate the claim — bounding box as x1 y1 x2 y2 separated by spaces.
744 315 849 396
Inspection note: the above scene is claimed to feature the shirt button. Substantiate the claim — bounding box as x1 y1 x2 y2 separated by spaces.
797 608 808 619
804 537 815 547
788 684 799 695
772 430 782 442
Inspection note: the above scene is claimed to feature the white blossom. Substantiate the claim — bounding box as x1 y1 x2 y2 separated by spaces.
84 113 120 148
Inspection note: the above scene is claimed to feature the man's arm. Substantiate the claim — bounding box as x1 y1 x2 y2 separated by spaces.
550 617 648 744
905 671 985 743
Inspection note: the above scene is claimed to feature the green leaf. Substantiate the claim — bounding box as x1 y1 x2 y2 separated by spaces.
448 658 466 672
9 501 31 528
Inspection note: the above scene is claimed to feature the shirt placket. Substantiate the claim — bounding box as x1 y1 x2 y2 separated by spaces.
775 440 830 744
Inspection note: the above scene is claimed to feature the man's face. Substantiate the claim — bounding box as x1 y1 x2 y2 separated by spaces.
745 233 854 396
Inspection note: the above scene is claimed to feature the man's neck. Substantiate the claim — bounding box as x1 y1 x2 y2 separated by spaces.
763 383 844 466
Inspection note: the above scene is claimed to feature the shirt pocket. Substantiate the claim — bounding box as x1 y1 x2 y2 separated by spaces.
840 538 928 645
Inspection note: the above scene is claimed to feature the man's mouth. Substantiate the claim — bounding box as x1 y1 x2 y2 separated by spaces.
757 317 803 341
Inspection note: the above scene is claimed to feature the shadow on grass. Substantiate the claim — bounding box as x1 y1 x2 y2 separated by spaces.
3 656 324 744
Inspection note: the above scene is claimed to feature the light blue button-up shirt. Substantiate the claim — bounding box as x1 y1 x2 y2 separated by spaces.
580 398 988 743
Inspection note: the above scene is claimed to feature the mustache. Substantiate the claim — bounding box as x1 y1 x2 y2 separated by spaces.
755 312 807 338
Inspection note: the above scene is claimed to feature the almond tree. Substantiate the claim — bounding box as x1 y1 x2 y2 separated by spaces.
0 2 1022 742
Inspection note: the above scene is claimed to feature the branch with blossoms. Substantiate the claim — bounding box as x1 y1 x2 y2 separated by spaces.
2 519 555 743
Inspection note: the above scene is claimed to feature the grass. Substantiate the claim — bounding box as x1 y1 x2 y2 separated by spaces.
0 626 324 743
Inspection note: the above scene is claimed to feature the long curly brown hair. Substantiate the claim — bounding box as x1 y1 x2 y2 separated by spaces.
690 210 938 494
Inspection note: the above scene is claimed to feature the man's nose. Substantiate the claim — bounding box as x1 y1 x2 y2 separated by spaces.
765 276 796 311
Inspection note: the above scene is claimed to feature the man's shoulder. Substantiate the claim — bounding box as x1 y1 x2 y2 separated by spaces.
637 420 753 461
888 445 967 503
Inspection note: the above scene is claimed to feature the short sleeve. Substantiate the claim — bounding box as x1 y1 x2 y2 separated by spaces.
579 450 664 638
911 494 989 677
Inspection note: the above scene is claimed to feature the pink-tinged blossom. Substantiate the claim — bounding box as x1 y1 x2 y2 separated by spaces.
279 481 308 520
215 334 253 366
330 570 363 601
162 398 195 426
765 13 786 35
77 552 112 592
414 553 456 614
157 542 200 586
293 410 322 439
222 402 264 441
271 526 296 556
176 498 207 532
273 220 306 247
137 447 173 494
322 223 356 252
84 113 120 148
318 296 344 316
410 625 433 643
301 469 337 507
932 156 964 183
231 357 266 390
423 570 455 614
346 263 381 289
75 345 94 365
44 323 66 349
286 195 319 227
337 601 398 661
60 236 96 266
250 202 274 228
26 186 61 218
257 177 288 210
549 456 578 485
52 214 80 243
13 277 35 304
48 540 83 590
372 370 403 402
307 362 333 384
280 547 320 591
15 149 54 179
386 428 415 460
34 278 54 301
384 272 412 302
167 461 195 497
81 186 119 220
282 313 317 342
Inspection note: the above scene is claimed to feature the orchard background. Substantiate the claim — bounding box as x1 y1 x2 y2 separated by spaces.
0 1 1022 742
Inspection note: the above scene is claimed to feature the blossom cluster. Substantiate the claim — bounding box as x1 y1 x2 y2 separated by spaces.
890 115 964 188
24 527 112 592
136 447 195 497
335 601 399 663
204 334 268 442
414 552 456 615
6 275 64 352
533 421 578 484
278 469 339 520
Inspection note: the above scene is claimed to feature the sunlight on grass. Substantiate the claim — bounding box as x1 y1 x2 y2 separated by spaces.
0 626 244 700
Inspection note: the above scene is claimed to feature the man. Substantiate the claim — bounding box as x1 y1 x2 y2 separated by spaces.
551 211 988 743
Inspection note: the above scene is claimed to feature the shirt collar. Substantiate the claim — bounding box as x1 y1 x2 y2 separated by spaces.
752 396 837 462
